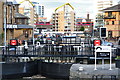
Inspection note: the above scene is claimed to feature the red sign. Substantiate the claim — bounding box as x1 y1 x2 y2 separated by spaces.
94 40 101 46
10 39 18 46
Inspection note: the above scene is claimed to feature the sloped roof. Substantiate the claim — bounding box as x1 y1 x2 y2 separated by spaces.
103 4 120 12
14 12 29 19
55 3 74 12
17 24 33 29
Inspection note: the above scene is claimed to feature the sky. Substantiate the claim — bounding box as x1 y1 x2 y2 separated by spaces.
7 0 120 21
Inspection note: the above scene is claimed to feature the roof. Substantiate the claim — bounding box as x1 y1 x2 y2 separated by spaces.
103 4 120 12
17 24 33 29
14 12 29 19
7 0 19 5
55 3 74 12
6 24 33 29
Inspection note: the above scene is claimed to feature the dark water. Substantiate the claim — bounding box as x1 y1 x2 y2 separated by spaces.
2 77 68 80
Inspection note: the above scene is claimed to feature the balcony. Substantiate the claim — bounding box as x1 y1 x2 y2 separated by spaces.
103 15 116 19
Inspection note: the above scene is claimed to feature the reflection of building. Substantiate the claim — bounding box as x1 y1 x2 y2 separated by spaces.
52 3 75 32
96 0 113 28
103 4 120 37
76 14 93 32
0 0 33 45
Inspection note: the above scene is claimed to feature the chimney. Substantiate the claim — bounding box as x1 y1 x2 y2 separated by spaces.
87 12 89 20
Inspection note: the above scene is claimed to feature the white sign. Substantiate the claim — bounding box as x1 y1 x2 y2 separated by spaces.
95 46 111 52
6 25 18 29
94 46 112 70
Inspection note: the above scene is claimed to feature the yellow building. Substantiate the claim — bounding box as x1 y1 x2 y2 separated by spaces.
103 4 120 37
52 3 76 32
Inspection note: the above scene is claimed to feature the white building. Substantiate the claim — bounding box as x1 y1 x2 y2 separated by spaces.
32 2 44 17
97 0 113 14
95 0 113 28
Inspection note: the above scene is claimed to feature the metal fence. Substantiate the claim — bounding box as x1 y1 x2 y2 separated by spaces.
0 44 92 56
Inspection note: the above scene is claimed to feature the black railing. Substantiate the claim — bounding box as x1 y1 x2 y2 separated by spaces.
1 44 92 57
103 15 116 19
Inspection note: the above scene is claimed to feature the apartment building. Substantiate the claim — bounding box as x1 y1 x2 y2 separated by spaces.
52 3 76 32
103 4 120 37
97 0 113 14
96 0 113 28
32 2 44 17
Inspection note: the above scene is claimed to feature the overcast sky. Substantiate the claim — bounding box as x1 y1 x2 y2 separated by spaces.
7 0 120 21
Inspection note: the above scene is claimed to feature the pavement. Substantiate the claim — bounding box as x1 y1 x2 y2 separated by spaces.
70 63 120 79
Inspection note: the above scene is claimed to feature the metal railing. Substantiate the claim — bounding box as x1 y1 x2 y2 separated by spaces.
0 44 91 56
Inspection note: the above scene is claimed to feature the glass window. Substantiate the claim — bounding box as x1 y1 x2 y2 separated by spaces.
119 21 120 25
112 21 114 25
106 21 109 25
108 12 112 16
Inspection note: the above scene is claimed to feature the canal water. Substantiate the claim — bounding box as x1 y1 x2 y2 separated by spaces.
2 78 67 80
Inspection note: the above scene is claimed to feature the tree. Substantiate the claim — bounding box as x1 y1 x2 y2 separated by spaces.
79 26 85 31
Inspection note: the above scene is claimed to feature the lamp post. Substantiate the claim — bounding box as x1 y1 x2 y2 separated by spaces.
4 0 7 46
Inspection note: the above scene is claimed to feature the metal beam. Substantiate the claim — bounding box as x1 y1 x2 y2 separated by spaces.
55 3 74 12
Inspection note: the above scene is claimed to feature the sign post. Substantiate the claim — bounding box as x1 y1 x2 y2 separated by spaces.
94 51 97 70
94 46 112 70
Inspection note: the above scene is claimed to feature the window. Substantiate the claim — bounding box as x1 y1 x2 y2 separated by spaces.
65 26 67 28
106 21 109 25
112 21 114 25
108 12 112 16
119 21 120 25
119 40 120 45
108 31 112 38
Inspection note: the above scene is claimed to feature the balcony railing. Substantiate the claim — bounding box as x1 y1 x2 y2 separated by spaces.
103 15 116 19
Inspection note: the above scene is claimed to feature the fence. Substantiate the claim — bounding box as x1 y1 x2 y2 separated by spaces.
0 44 92 56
